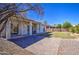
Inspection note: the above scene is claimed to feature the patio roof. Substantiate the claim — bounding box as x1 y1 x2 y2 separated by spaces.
10 15 51 27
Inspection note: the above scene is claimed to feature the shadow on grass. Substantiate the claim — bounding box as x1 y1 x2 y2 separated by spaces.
8 32 52 48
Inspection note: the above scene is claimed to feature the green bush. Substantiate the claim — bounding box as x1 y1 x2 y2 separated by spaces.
75 25 79 33
69 27 75 33
69 24 79 33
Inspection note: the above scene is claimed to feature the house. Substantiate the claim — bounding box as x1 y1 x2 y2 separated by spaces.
0 15 47 39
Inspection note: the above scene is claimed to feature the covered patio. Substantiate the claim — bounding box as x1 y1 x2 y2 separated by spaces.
0 15 46 39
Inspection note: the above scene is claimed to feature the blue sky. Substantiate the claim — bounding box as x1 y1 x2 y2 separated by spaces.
26 3 79 25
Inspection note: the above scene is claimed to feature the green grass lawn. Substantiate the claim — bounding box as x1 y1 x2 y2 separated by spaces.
52 32 76 39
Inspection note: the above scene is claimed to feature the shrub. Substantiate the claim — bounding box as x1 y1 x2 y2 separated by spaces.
75 25 79 33
69 27 75 33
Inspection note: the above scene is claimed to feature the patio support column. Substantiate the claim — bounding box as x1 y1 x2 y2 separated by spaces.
18 21 23 35
23 24 28 35
6 19 11 39
40 24 43 33
42 25 44 33
18 21 21 35
39 24 41 33
43 25 45 33
36 24 40 34
29 21 32 35
44 25 46 32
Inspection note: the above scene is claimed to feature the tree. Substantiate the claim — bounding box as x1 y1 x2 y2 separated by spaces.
0 3 44 35
62 21 72 30
56 24 62 28
69 27 75 33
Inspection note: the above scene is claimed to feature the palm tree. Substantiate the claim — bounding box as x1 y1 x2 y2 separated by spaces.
0 3 44 36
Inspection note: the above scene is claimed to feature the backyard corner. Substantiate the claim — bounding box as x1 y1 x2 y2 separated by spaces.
1 3 79 55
